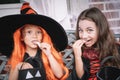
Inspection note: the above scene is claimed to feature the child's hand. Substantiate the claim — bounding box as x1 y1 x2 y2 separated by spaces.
33 41 52 56
72 39 86 57
40 43 52 56
32 41 41 48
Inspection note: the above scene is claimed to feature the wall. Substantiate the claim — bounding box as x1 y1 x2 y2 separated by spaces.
68 0 120 33
88 0 120 34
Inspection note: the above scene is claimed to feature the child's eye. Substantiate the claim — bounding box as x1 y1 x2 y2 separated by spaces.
25 30 32 35
87 29 93 32
27 31 32 34
37 31 41 33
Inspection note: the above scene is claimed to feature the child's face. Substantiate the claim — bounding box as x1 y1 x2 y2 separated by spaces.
22 24 42 49
78 19 98 48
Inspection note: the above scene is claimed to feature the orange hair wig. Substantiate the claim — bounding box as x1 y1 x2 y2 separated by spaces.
8 24 69 80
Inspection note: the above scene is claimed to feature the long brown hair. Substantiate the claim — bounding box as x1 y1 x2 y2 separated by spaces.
76 7 120 68
8 24 69 80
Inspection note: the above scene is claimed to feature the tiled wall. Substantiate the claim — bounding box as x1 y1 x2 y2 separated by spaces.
89 0 120 35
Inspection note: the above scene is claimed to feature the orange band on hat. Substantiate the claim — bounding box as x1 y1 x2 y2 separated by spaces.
26 9 37 14
21 2 37 14
21 2 30 10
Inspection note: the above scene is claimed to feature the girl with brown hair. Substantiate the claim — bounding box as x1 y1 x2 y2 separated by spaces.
68 7 120 80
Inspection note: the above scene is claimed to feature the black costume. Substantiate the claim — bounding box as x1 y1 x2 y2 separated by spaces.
18 50 46 80
67 47 120 80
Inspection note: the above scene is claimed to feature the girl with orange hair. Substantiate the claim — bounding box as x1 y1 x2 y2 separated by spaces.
0 2 69 80
8 24 69 80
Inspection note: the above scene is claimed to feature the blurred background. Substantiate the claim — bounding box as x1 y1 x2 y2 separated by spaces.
0 0 120 33
0 0 120 79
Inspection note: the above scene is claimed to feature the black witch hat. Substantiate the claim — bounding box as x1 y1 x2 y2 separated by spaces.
0 2 68 57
